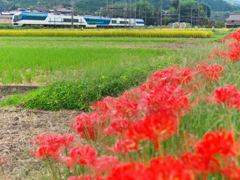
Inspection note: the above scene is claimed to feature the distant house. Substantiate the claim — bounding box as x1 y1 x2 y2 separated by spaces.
0 12 14 25
225 14 240 28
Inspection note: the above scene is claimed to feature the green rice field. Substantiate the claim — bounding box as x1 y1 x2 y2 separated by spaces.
0 30 229 85
0 46 171 84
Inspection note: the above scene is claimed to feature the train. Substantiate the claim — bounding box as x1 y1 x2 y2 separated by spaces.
12 11 145 28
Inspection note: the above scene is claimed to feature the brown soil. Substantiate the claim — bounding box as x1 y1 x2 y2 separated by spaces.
153 42 199 49
107 42 201 49
0 107 82 179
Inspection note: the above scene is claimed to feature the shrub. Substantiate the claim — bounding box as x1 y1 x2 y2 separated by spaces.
1 61 170 111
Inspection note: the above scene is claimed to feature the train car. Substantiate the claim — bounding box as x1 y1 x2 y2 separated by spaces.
12 11 145 28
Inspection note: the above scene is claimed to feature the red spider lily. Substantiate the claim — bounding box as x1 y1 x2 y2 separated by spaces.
113 97 139 119
31 145 59 159
93 100 112 114
228 46 240 61
61 145 97 168
148 156 196 180
195 130 236 159
107 140 137 155
228 41 240 48
31 134 74 148
180 152 211 180
222 161 240 180
195 62 224 81
181 131 237 176
124 112 178 149
104 162 150 180
91 156 119 176
226 30 240 41
207 84 240 109
72 113 107 140
138 83 191 117
208 49 228 59
149 67 194 86
211 31 240 62
104 118 129 136
104 157 196 180
68 175 94 180
30 134 74 159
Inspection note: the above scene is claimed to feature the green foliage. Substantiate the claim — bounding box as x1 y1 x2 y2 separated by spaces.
0 25 45 30
233 24 238 28
1 61 170 111
194 0 240 11
0 45 171 85
213 21 226 28
11 3 20 10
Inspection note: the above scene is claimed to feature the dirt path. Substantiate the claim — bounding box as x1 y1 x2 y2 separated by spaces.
0 107 82 179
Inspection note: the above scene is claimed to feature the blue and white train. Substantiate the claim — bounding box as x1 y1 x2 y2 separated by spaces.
12 11 145 28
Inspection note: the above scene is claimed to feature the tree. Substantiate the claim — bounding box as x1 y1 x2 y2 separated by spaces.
171 0 179 10
201 18 209 26
11 3 20 10
63 4 72 8
30 6 36 10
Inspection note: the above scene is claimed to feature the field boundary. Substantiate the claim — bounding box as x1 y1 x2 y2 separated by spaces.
0 85 39 93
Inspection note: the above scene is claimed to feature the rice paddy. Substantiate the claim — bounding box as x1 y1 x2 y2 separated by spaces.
0 29 213 38
0 29 229 85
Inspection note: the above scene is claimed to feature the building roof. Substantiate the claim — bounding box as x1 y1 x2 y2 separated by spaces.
225 22 240 25
0 15 12 18
1 12 11 15
226 14 240 21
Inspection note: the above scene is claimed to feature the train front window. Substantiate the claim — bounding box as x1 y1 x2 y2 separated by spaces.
14 14 22 22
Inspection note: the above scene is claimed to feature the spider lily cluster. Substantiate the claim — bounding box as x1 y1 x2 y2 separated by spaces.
24 30 240 179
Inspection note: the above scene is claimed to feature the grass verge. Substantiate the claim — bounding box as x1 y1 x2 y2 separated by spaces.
0 59 171 111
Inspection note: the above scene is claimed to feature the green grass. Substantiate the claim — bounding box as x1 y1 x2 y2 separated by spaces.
1 61 170 111
0 35 225 47
0 46 172 85
0 30 230 111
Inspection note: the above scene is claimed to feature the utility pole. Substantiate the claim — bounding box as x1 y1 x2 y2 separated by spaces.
130 0 131 27
191 5 192 27
112 0 113 18
198 2 200 27
125 0 127 28
139 6 140 19
206 5 207 18
161 0 162 27
145 2 146 26
71 0 74 29
178 0 180 23
222 8 223 20
106 0 108 17
134 0 136 27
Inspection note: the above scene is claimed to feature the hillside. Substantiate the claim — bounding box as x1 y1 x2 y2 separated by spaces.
75 0 240 13
194 0 240 11
1 0 239 13
225 0 240 6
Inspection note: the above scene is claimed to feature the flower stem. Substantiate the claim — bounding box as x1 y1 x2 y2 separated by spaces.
227 107 235 140
158 138 164 157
